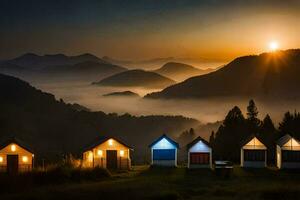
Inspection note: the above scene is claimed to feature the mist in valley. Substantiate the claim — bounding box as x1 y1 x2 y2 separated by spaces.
30 78 300 135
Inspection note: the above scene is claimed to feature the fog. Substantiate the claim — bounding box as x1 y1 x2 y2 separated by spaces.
31 79 300 126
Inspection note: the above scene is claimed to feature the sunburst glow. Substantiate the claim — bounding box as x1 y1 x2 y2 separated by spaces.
269 41 279 51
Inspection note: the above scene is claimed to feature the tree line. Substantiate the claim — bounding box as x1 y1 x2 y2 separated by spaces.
209 99 300 163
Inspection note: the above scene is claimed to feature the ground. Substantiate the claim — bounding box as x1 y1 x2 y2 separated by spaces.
2 165 300 200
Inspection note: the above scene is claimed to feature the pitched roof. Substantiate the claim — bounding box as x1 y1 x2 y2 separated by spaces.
240 134 266 147
0 136 34 153
187 136 210 150
149 134 179 148
83 136 133 152
277 134 300 147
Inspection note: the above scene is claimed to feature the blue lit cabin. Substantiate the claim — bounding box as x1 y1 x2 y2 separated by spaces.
240 135 267 168
149 134 179 167
187 136 212 169
277 134 300 169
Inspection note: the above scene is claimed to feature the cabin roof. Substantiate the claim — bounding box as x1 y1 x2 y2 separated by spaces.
277 134 300 147
0 136 34 153
83 136 133 152
187 136 211 150
149 134 179 148
240 134 266 148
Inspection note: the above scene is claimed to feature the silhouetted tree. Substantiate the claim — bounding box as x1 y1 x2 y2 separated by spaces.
246 99 261 134
259 114 278 164
279 111 300 138
209 131 215 146
213 106 248 161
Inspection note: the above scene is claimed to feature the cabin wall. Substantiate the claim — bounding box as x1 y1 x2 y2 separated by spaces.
83 139 131 170
0 143 33 172
151 138 178 167
241 149 267 168
276 145 281 169
188 141 212 169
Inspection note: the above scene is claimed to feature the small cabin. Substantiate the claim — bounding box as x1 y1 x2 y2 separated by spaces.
0 138 34 174
241 136 267 168
187 136 212 169
149 134 179 167
83 137 132 170
277 134 300 169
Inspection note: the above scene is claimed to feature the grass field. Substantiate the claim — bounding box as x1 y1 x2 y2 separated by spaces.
2 165 300 200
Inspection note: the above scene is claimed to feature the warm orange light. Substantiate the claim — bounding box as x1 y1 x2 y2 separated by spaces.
108 139 113 146
120 150 124 157
0 156 3 163
88 151 93 162
269 41 279 51
97 150 103 157
22 156 28 163
11 144 16 152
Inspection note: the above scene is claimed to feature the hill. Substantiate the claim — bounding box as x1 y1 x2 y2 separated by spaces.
93 69 176 89
153 62 214 81
145 49 300 99
1 53 108 69
103 91 140 97
0 73 198 162
0 53 127 80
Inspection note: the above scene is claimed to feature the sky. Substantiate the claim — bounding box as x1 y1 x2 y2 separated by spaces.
1 0 300 61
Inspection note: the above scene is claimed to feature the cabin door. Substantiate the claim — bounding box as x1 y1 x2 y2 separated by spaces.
106 150 118 169
7 155 19 174
190 153 210 164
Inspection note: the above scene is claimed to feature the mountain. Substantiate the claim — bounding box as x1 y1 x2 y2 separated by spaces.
145 49 300 99
0 53 127 80
0 73 198 162
93 69 176 89
2 53 108 69
102 56 226 70
153 62 215 81
103 91 140 97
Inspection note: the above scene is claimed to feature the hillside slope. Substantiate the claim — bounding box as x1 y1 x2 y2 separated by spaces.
146 49 300 99
93 69 176 89
0 73 198 162
153 62 214 81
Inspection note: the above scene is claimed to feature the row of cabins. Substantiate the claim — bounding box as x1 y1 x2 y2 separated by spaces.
0 134 300 173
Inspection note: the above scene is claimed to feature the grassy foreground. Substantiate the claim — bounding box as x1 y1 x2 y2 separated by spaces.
2 165 300 200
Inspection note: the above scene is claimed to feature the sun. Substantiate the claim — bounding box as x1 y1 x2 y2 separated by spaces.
269 41 279 51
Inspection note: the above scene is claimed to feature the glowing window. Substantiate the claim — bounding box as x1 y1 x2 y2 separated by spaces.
152 138 175 149
108 139 113 146
120 150 124 157
88 152 93 162
0 156 3 163
97 150 103 157
11 144 16 152
22 156 28 163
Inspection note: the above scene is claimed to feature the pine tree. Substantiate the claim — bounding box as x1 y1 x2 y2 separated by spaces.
246 99 261 133
209 131 215 146
213 106 248 161
259 114 278 164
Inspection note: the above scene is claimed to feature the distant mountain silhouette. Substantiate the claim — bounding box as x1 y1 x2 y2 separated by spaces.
145 49 300 99
0 73 198 162
2 53 108 69
93 69 176 89
0 53 127 80
103 91 140 97
153 62 214 81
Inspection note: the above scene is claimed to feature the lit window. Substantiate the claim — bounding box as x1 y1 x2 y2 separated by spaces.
88 152 93 162
22 156 28 163
11 144 16 152
120 150 124 157
0 156 3 163
97 150 103 157
108 139 113 146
